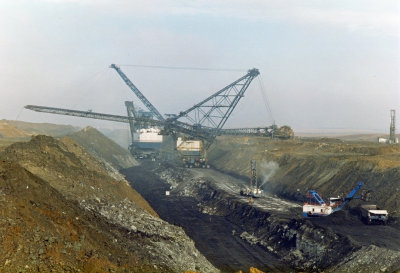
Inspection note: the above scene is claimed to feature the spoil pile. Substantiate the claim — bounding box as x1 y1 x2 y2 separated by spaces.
1 135 148 213
7 119 79 137
0 135 219 272
67 126 137 170
0 160 155 272
0 120 31 138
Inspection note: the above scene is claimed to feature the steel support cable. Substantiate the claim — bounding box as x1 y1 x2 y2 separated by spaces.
118 64 245 72
55 68 109 112
257 76 275 124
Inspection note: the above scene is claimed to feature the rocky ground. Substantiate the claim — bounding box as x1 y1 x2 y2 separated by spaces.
123 160 400 273
0 160 157 272
208 136 400 217
124 163 288 273
1 119 399 272
0 133 219 272
205 137 400 272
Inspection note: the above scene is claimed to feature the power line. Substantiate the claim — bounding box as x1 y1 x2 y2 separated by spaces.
118 64 245 72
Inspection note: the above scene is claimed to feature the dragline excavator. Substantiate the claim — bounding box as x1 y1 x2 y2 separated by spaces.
110 64 260 167
25 64 274 166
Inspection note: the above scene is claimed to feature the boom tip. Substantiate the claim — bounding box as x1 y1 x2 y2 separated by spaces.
248 68 260 76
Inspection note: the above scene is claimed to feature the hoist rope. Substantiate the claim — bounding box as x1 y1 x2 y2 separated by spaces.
257 75 275 124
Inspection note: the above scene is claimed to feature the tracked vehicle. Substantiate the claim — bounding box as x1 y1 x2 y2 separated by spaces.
303 181 364 217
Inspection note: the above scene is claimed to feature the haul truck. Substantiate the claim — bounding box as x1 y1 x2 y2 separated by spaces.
360 204 388 225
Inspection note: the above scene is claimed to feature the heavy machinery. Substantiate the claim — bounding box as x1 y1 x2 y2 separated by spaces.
240 160 263 198
124 101 162 159
359 204 388 225
176 138 209 168
302 181 365 217
220 124 294 139
26 64 263 166
110 64 260 166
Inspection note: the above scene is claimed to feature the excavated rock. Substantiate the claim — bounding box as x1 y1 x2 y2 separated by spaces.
0 160 157 272
82 198 218 273
208 136 400 217
327 245 400 273
154 163 400 272
1 135 155 215
0 135 219 273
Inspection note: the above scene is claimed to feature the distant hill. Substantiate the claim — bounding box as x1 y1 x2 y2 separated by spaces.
0 120 31 138
67 126 137 170
295 128 400 143
1 121 136 169
7 119 79 137
336 133 400 142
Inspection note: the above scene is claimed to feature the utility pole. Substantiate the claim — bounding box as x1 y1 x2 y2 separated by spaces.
250 160 257 189
389 109 396 144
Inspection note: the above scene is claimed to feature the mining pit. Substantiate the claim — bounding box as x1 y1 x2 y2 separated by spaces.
123 163 291 272
123 161 400 273
1 122 399 272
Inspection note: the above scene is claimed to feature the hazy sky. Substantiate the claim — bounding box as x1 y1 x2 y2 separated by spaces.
1 0 399 133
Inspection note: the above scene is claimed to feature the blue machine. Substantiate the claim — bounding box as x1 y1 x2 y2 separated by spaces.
303 181 364 217
333 181 364 212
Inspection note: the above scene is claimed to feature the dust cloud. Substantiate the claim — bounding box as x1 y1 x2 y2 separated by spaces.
259 161 279 188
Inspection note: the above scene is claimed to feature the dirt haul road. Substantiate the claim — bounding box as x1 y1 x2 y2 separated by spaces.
190 168 300 214
123 162 400 272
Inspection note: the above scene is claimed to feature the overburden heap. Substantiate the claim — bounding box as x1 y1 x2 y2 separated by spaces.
0 135 219 273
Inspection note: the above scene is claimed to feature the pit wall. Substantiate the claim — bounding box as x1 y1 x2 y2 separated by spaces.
208 137 400 217
192 181 357 272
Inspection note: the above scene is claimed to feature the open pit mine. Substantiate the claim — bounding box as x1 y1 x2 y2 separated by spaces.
122 136 400 273
4 64 398 272
0 119 399 272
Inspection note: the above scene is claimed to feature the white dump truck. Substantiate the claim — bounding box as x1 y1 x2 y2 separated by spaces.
360 204 388 225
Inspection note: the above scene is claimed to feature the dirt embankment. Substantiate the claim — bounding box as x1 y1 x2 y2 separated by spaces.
7 119 79 137
0 160 157 272
123 164 292 273
188 177 400 272
0 135 219 272
0 119 80 153
140 163 400 272
68 126 138 170
1 135 152 215
0 120 32 139
208 136 400 217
